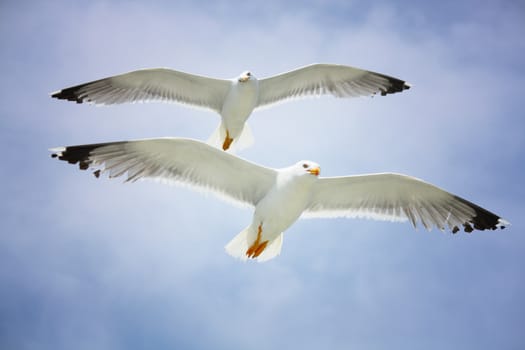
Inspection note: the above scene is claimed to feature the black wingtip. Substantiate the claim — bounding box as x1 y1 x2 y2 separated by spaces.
51 87 85 103
377 73 411 96
452 195 508 233
53 144 96 170
50 141 125 176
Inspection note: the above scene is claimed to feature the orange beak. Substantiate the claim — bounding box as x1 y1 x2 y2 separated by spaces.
308 167 320 176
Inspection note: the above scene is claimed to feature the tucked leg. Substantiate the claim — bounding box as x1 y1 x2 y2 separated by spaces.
222 130 234 151
246 224 269 259
252 240 269 258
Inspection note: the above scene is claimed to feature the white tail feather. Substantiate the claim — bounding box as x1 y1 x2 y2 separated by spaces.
256 233 283 262
206 122 226 150
224 226 254 261
225 226 283 262
233 123 254 151
206 122 254 152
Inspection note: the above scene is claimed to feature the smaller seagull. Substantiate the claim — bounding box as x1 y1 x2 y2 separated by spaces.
51 64 410 151
50 138 508 262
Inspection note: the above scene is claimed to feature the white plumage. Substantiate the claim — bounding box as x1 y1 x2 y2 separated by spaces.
51 138 508 262
51 63 410 151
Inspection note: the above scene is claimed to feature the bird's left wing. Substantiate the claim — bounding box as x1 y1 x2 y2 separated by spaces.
50 138 276 207
51 68 231 113
304 173 508 233
256 63 410 108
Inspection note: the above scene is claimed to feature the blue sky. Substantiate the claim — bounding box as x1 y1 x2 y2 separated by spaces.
1 0 524 349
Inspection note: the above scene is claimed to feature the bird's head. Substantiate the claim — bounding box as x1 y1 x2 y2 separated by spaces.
238 71 253 83
295 160 321 177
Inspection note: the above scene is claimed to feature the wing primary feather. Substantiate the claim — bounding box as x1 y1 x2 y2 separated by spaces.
50 138 276 207
402 206 417 228
305 173 507 234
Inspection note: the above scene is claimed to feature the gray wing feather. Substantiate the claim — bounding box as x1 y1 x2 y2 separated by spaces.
304 173 507 233
51 138 276 207
51 68 231 113
256 63 410 108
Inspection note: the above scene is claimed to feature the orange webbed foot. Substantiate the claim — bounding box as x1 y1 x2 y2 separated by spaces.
246 224 269 259
222 130 234 151
252 240 269 258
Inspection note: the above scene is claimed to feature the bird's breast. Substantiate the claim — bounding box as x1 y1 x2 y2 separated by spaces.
221 80 259 124
254 177 315 233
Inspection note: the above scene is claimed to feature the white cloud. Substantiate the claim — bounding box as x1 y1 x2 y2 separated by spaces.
1 0 524 349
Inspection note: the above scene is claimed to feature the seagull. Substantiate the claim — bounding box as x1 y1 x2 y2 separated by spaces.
50 137 507 262
51 63 410 151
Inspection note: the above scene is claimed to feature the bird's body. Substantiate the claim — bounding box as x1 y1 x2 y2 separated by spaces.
257 165 318 233
51 64 410 151
214 73 259 150
50 137 508 262
232 161 319 261
227 164 320 261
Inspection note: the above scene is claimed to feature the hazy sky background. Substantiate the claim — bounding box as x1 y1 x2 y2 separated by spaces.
1 0 524 349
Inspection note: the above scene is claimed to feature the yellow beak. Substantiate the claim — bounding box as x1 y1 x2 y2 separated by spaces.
308 167 320 176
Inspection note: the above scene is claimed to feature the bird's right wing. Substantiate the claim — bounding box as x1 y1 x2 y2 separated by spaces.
50 138 277 208
304 173 508 233
51 68 231 113
256 63 410 108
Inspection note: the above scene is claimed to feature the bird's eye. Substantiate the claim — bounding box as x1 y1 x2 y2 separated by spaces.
246 72 251 76
302 163 308 169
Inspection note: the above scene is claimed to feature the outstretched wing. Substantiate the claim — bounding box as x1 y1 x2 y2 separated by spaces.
50 137 276 207
256 63 410 108
304 173 508 233
51 68 231 113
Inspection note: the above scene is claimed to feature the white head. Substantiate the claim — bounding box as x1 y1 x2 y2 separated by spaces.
294 160 321 177
238 70 253 83
277 160 320 186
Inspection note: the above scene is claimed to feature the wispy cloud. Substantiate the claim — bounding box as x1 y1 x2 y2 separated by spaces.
1 0 524 349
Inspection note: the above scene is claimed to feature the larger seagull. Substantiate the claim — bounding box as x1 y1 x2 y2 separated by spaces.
51 138 507 262
51 64 410 151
